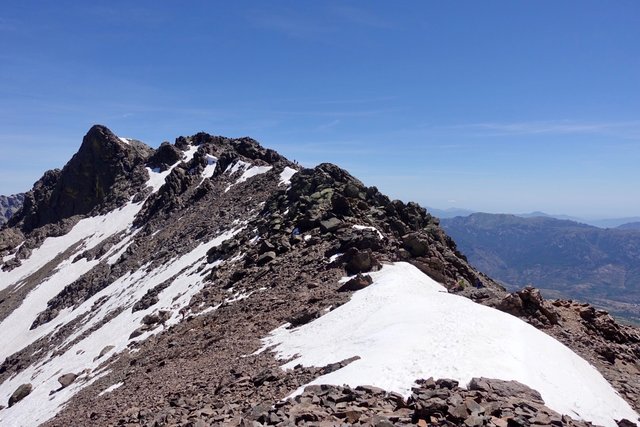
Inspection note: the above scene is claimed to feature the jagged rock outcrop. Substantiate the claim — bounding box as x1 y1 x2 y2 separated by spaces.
8 125 153 233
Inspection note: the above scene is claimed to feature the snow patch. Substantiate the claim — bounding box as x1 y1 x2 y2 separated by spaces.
236 165 272 185
200 154 218 180
258 262 639 427
225 159 251 175
279 166 297 186
181 144 199 163
222 160 272 192
328 253 342 263
118 137 130 145
98 382 123 397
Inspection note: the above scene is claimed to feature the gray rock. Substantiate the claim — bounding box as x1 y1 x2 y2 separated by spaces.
337 274 373 292
8 383 32 407
469 377 543 403
256 251 276 265
58 373 78 388
344 248 379 275
320 217 344 233
93 345 115 361
402 233 430 257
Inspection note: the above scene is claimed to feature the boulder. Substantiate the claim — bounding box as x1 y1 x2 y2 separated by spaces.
468 377 543 403
402 233 430 257
338 274 373 292
343 248 379 275
320 217 344 233
287 309 319 327
496 286 558 326
147 142 182 171
8 383 32 407
94 345 115 362
256 251 276 266
58 373 78 388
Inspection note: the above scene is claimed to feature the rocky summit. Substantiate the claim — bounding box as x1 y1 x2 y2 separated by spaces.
0 125 638 427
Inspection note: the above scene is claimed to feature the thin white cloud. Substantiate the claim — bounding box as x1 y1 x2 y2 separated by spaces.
453 120 640 138
314 119 341 132
331 5 394 29
246 8 333 39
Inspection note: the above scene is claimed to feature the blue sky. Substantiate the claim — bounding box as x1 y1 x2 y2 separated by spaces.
1 1 638 217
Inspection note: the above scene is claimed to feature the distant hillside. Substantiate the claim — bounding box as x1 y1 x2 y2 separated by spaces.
0 193 24 226
618 222 640 231
589 217 640 229
425 206 475 218
440 213 640 321
427 206 640 229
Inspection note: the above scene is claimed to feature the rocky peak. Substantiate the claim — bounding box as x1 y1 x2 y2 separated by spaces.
9 125 153 233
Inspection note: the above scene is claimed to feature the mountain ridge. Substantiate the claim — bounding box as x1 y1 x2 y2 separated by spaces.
427 206 640 229
0 126 638 426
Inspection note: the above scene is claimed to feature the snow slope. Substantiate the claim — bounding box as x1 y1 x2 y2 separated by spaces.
0 144 248 426
259 262 639 427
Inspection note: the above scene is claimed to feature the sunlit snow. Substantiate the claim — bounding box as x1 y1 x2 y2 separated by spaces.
259 262 639 427
98 382 123 397
278 166 297 186
236 165 272 184
0 228 243 426
201 154 218 179
222 160 272 192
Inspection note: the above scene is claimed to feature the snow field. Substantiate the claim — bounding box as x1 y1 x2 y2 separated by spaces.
0 227 243 426
259 262 639 427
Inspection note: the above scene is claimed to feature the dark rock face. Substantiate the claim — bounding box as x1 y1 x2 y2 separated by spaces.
146 142 182 172
9 125 153 233
8 383 32 407
0 193 24 227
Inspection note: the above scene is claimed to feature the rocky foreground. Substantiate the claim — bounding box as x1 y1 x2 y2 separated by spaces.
0 126 638 427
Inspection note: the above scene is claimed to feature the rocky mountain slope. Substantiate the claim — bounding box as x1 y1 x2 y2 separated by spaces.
0 126 638 427
440 213 640 323
0 194 24 227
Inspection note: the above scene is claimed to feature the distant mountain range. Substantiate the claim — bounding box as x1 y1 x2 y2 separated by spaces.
617 222 640 231
440 213 640 322
427 206 640 229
